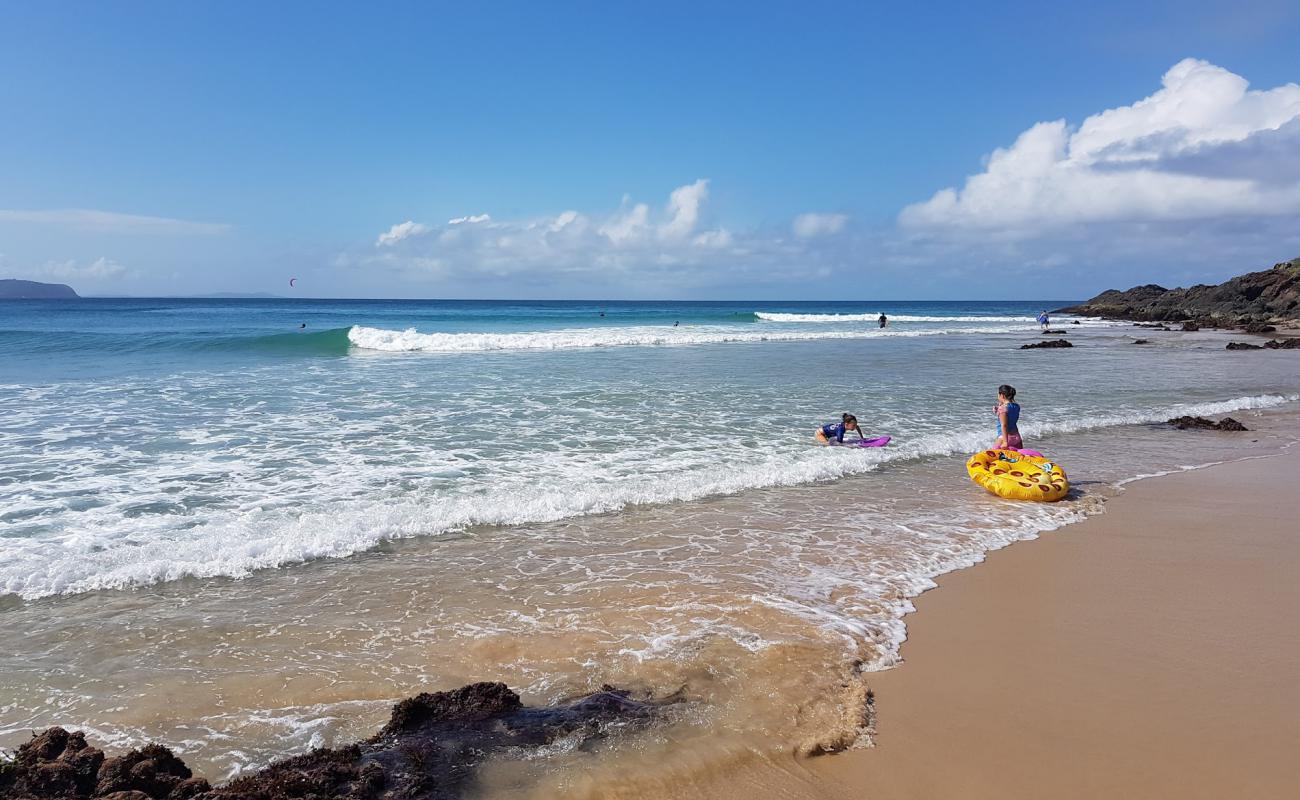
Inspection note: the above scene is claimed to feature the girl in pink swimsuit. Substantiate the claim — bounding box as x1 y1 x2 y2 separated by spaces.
994 384 1023 449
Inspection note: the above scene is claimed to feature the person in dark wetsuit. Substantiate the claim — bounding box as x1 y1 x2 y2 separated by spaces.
878 313 888 328
815 413 866 445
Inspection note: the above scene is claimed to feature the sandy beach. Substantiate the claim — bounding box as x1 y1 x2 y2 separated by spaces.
774 441 1297 799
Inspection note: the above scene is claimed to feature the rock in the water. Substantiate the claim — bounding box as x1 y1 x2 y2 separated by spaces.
1070 320 1081 324
1227 338 1300 350
1181 321 1200 331
1042 328 1067 334
1242 323 1277 333
0 683 679 800
1133 338 1150 344
1020 339 1073 349
1167 416 1250 431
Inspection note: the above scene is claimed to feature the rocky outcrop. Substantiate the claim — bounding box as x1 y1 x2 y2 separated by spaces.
1020 339 1073 349
0 279 79 299
1226 338 1300 351
1167 416 1249 431
0 683 678 800
1057 258 1300 325
1133 339 1151 344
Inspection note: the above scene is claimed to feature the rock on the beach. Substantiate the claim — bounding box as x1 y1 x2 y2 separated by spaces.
1242 323 1277 334
1181 321 1200 331
1020 339 1073 349
1167 416 1250 431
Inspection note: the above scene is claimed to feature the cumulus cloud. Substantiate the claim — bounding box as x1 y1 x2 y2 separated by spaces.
376 220 432 246
0 208 230 235
900 58 1300 230
342 181 852 291
792 212 848 238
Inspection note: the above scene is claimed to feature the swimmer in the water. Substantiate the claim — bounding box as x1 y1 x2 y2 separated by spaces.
815 413 866 445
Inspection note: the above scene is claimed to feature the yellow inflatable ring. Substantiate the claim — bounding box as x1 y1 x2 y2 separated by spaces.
966 449 1069 502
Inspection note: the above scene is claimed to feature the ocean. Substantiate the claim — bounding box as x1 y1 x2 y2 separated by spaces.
2 297 1297 795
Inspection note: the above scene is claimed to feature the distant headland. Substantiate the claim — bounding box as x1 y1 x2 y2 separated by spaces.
1057 257 1300 326
0 279 79 299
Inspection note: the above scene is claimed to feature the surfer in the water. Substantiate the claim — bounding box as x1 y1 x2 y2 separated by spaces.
878 313 887 328
815 413 866 444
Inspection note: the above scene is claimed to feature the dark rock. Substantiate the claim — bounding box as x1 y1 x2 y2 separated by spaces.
1167 416 1250 431
1070 320 1081 324
1042 328 1067 334
1181 321 1200 331
1020 339 1073 349
1228 338 1300 350
1 683 679 800
1243 323 1277 334
1057 258 1300 325
1133 339 1150 344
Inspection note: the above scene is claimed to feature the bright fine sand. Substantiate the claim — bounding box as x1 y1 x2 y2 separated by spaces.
806 444 1300 800
678 441 1300 800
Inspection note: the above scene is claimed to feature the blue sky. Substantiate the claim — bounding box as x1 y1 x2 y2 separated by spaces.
2 0 1298 298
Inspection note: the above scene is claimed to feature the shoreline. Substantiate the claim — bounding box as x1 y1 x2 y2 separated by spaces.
793 438 1300 799
4 411 1299 798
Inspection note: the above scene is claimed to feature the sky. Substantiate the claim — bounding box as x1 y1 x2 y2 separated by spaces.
1 0 1299 299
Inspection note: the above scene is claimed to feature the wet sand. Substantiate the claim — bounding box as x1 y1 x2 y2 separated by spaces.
803 444 1300 799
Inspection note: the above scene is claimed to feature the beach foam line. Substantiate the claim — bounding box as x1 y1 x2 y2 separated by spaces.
2 393 1292 602
754 312 1035 323
345 323 1031 353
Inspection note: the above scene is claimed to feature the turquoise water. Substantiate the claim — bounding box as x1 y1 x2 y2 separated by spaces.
1 298 1295 600
2 297 1299 787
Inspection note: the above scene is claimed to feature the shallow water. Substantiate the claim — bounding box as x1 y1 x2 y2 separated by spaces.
2 298 1297 794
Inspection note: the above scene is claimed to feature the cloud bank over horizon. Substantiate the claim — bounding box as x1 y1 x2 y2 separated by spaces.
345 179 856 294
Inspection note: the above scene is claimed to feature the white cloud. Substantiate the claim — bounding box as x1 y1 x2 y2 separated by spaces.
26 257 128 281
660 179 708 239
342 181 854 291
792 212 848 238
0 209 230 235
376 220 431 246
900 58 1300 230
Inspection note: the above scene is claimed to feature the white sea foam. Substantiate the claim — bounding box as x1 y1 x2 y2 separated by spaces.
2 392 1291 601
346 323 1030 352
754 311 1035 323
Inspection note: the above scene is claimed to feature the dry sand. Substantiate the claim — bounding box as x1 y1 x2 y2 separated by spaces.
667 443 1300 800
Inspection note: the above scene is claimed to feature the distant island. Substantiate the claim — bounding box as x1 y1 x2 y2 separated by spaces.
0 279 79 299
1058 257 1300 326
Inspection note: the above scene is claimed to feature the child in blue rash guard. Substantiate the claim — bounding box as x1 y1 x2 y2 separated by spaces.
815 413 866 445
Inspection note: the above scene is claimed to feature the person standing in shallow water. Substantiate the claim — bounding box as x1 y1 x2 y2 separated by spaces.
994 384 1023 450
878 313 888 328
